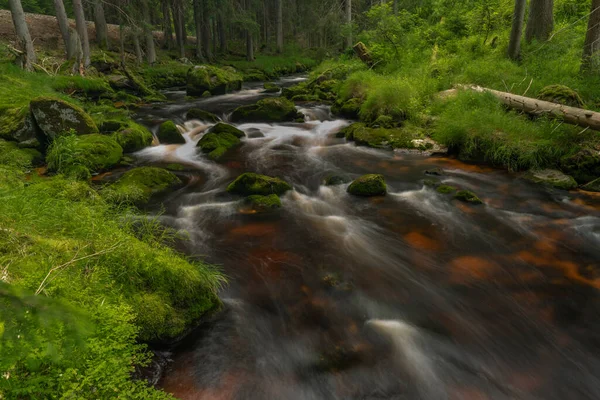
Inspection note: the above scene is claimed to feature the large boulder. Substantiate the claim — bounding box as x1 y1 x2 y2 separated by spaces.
0 106 41 148
338 123 412 149
186 108 220 122
522 169 578 190
227 173 292 196
231 98 303 123
157 120 185 144
208 122 245 138
113 125 153 153
196 131 241 160
102 167 181 206
347 174 387 196
30 97 98 139
538 85 584 108
186 65 243 96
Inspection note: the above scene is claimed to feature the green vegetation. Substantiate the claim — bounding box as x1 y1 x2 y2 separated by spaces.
454 190 484 204
157 120 185 144
186 65 243 96
113 124 154 153
227 173 292 196
231 98 302 122
102 167 182 206
347 174 387 196
436 185 457 194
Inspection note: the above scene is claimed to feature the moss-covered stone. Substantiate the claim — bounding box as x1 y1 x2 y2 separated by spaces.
157 120 185 144
370 115 396 129
560 147 600 184
331 98 362 119
581 177 600 192
30 97 98 139
186 65 243 96
436 185 456 194
186 108 220 122
99 119 128 133
196 132 241 160
0 139 43 168
246 194 282 212
113 125 153 153
454 190 483 204
227 173 292 196
538 85 584 108
0 106 40 146
324 175 351 186
282 82 311 100
231 98 302 123
522 169 578 190
347 174 387 196
352 126 413 149
102 167 182 206
208 122 245 138
263 83 280 93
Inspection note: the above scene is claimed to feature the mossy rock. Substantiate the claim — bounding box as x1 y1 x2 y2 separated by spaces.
186 108 220 122
291 94 321 102
30 97 98 139
454 190 483 204
317 80 338 93
337 123 365 139
246 194 282 212
208 122 245 138
436 185 456 194
263 83 280 93
324 175 351 186
522 169 578 190
99 119 128 133
186 65 243 96
227 173 292 196
347 174 387 196
196 131 241 160
242 69 269 82
0 139 43 168
46 134 123 177
559 147 600 184
331 98 362 119
0 106 41 146
370 115 396 129
538 85 584 108
157 120 185 144
231 98 302 123
581 177 600 192
282 83 311 100
113 125 153 153
102 167 182 206
349 125 413 150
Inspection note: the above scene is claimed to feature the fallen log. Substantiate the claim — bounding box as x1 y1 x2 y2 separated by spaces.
460 85 600 132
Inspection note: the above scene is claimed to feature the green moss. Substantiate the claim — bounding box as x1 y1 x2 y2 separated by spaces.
227 173 292 196
102 167 181 206
113 125 153 153
231 98 301 122
0 139 43 168
341 124 415 149
0 106 29 140
186 108 220 122
436 185 456 194
196 132 241 160
99 119 128 133
209 122 245 138
324 175 351 186
263 83 280 93
538 84 584 107
283 82 311 99
347 174 387 196
560 147 600 184
331 98 362 119
0 165 25 190
157 120 185 144
370 115 396 129
186 65 243 96
522 169 578 190
246 194 282 211
138 63 189 89
46 134 123 178
30 97 99 139
454 190 483 204
51 76 114 99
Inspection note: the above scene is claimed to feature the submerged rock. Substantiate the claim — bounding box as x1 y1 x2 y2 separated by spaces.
186 108 220 123
324 175 351 186
157 120 185 144
196 131 241 160
347 174 387 196
436 185 456 194
30 97 98 139
230 98 303 123
425 167 445 176
263 83 280 93
102 167 181 206
227 173 292 196
113 125 153 153
246 194 282 212
454 190 483 204
186 65 243 96
522 169 578 190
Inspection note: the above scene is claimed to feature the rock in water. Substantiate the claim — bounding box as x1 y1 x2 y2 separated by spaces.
263 83 280 93
454 190 483 204
522 169 578 190
246 194 282 212
227 173 292 196
157 121 185 144
30 97 98 139
186 65 243 96
347 174 387 196
197 131 240 161
208 123 245 138
186 108 220 123
113 126 153 153
231 98 303 123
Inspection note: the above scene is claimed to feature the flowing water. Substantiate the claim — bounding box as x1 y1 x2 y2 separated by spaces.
132 76 600 399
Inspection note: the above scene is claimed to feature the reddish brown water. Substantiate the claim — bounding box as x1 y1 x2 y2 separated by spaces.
134 78 600 400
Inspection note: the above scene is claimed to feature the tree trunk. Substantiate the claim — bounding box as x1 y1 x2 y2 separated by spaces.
202 1 212 60
53 0 73 58
142 0 156 63
507 0 527 60
246 30 254 61
171 0 185 58
8 0 36 70
132 28 143 64
93 0 109 49
218 12 226 53
393 0 398 14
72 0 91 67
525 0 554 42
276 0 283 53
345 0 352 48
162 0 174 49
581 0 600 73
193 0 203 60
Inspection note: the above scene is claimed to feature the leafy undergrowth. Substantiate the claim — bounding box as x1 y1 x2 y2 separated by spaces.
0 164 225 398
224 53 318 79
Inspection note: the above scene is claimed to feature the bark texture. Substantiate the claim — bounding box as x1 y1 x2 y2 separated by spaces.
507 0 526 60
525 0 554 42
8 0 36 70
581 0 600 73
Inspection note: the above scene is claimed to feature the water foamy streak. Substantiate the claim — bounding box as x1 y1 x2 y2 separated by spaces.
390 187 465 230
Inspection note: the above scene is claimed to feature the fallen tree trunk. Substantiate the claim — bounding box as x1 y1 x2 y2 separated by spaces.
461 85 600 131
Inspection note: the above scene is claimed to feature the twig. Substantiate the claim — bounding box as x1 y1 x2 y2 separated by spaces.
522 78 534 97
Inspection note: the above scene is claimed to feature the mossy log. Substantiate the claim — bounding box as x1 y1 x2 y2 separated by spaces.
353 42 373 66
459 85 600 132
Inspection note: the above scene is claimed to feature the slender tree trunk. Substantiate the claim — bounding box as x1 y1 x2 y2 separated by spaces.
276 0 283 53
8 0 36 70
193 0 203 60
218 12 226 53
393 0 398 14
132 28 143 64
119 22 126 64
171 0 185 58
162 0 174 49
53 0 73 58
525 0 554 42
202 1 212 60
72 0 91 67
345 0 352 48
581 0 600 73
507 0 527 60
93 0 109 49
141 0 156 63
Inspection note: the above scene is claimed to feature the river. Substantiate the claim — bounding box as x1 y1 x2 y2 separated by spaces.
132 75 600 400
